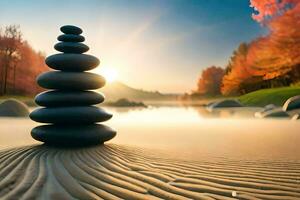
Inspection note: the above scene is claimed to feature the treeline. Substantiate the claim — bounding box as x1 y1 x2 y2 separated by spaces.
0 25 48 96
195 0 300 97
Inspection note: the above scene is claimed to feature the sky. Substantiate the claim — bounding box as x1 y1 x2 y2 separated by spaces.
0 0 264 93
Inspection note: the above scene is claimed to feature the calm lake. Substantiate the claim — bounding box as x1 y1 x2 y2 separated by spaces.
1 106 300 161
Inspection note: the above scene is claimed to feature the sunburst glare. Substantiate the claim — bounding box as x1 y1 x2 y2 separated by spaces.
101 68 118 83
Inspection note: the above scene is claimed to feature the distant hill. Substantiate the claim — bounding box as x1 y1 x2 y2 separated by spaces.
98 81 178 101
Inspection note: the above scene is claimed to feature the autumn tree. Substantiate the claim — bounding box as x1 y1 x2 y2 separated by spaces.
250 0 299 23
197 66 225 96
0 25 22 95
221 43 254 95
248 0 300 81
220 0 300 95
14 41 48 95
0 25 48 96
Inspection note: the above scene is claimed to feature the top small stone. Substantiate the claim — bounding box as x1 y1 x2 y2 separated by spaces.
60 25 83 35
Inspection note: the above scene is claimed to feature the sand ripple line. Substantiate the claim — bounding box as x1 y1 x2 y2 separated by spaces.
0 144 299 200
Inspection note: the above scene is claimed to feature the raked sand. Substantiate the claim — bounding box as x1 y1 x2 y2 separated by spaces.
0 107 300 199
1 144 300 200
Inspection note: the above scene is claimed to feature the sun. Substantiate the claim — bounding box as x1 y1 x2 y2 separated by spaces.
101 68 118 83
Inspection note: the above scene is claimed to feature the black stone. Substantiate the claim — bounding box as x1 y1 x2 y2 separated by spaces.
60 25 82 35
46 54 99 71
54 42 89 54
57 34 85 42
30 106 112 124
31 124 116 146
30 25 116 146
37 71 105 90
35 91 105 107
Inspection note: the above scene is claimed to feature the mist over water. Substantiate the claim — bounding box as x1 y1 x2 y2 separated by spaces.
106 106 300 160
1 106 300 161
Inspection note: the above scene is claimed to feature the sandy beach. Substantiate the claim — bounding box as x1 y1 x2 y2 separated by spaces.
1 107 300 199
1 0 300 198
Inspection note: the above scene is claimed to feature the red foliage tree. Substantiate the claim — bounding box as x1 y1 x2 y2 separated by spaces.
220 1 300 95
0 25 48 96
250 0 299 22
221 43 254 95
0 25 22 95
248 0 300 80
13 42 48 95
197 66 225 96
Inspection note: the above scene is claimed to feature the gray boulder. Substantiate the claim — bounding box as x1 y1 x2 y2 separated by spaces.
207 99 242 111
0 99 29 117
254 104 278 118
283 95 300 111
261 108 290 118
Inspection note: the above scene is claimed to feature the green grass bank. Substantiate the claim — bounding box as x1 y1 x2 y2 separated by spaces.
239 86 300 107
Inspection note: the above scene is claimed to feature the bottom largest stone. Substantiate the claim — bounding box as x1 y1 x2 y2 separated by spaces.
31 124 116 146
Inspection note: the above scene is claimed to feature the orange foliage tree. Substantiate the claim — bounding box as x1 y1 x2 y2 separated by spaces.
250 0 299 22
197 66 225 96
221 43 254 95
0 25 48 96
14 42 48 95
0 25 22 95
220 0 300 95
248 0 300 81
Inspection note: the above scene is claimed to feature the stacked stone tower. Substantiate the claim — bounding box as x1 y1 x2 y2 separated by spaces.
30 25 116 146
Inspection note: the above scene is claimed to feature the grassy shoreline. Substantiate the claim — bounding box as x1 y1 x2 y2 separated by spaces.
181 86 300 107
1 86 300 107
239 86 300 107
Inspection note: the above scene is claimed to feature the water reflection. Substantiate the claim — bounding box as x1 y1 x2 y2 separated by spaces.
196 107 262 118
102 106 300 160
106 106 263 121
1 106 300 160
106 106 202 124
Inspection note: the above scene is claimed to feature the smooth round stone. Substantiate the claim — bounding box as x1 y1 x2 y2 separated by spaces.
0 99 29 117
60 25 82 35
57 34 85 42
46 54 99 71
35 91 105 107
283 95 300 111
37 71 105 90
262 108 290 118
31 124 116 146
30 106 112 124
54 42 89 54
